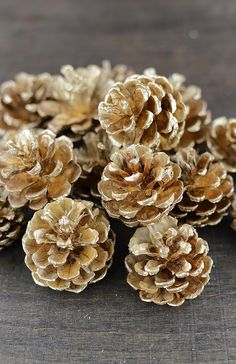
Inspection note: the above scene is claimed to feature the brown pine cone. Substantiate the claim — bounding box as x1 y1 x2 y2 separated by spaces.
231 194 236 231
207 117 236 173
98 74 186 150
73 126 117 202
38 62 132 140
0 186 24 251
98 145 184 227
0 72 52 134
125 216 213 306
168 73 211 149
172 148 234 227
0 129 81 210
22 197 115 293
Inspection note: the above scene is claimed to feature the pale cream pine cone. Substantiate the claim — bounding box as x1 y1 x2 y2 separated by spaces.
0 185 24 251
22 197 115 293
125 216 213 306
172 148 234 227
98 144 184 227
98 73 186 150
207 117 236 173
0 128 81 210
38 61 133 140
0 72 52 134
169 73 211 149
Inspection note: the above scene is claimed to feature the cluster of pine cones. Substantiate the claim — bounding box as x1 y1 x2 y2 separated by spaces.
0 61 235 307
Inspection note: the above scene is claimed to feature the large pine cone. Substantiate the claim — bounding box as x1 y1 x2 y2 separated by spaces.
38 62 132 140
0 186 24 251
98 145 184 227
125 216 213 306
98 74 186 150
0 72 52 133
169 73 211 149
207 117 236 173
73 126 116 201
22 198 115 293
172 148 234 227
0 129 81 210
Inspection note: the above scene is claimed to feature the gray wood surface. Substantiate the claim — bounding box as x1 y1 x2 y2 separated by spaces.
0 1 235 363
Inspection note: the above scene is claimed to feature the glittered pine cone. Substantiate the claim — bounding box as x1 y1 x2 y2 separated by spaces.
125 215 213 306
231 194 236 231
0 186 24 251
73 126 117 201
38 62 132 140
0 72 52 134
98 74 186 150
169 73 211 149
0 129 81 210
98 145 184 227
22 197 115 293
207 117 236 173
172 148 234 227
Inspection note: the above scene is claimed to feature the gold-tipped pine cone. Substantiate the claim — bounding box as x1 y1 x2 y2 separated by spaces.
38 62 133 140
125 215 213 306
0 186 24 251
98 74 186 150
172 148 234 227
73 126 116 201
207 117 236 173
22 197 115 293
0 128 81 210
98 144 184 227
169 73 211 149
231 194 236 231
0 72 52 134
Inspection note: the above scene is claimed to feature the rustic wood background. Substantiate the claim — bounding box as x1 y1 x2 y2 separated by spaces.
0 1 235 363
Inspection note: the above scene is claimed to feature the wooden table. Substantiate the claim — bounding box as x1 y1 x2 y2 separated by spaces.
0 1 235 363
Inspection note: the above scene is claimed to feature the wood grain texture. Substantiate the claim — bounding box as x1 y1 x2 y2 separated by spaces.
0 1 236 363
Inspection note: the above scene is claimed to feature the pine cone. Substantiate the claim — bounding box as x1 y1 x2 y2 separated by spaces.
98 145 184 227
73 126 117 201
172 148 234 227
0 186 24 251
169 73 211 149
125 216 213 306
22 197 115 293
231 194 236 231
207 117 236 173
0 129 81 210
38 62 132 140
0 72 52 133
99 74 186 150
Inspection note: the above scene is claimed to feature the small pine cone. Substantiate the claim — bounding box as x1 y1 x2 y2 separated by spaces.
0 72 52 133
73 126 117 201
125 215 213 306
169 73 211 149
0 129 81 210
22 197 115 293
207 117 236 173
172 148 234 227
98 145 184 227
0 186 24 251
231 194 236 231
38 62 131 140
101 60 134 83
99 74 186 150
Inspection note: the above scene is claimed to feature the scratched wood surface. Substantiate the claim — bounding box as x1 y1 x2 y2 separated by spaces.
0 1 235 363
